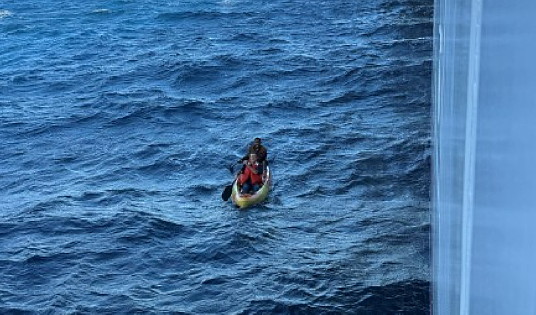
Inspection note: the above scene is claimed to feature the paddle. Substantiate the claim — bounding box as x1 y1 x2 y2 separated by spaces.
221 180 235 201
222 161 243 201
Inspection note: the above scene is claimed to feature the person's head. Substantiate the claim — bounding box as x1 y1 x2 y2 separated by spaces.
253 138 262 149
249 153 258 162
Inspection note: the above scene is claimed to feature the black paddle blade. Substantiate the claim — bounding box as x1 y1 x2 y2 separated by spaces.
222 185 233 201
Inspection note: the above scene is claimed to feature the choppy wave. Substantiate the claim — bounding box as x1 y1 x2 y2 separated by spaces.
0 0 432 313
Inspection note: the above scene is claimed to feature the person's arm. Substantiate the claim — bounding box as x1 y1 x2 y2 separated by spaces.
245 162 262 174
260 147 267 161
255 163 263 175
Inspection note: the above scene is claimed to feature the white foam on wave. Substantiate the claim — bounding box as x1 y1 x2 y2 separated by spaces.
92 8 111 14
0 9 13 19
220 0 236 5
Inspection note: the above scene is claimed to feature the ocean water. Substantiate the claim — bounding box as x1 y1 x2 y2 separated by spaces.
0 0 432 313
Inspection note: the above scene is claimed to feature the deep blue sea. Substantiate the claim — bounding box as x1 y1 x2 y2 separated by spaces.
1 0 432 313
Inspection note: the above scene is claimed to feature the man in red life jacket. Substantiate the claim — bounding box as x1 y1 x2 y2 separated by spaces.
238 153 264 194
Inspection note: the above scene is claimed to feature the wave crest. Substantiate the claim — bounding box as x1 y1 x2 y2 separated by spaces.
0 10 13 19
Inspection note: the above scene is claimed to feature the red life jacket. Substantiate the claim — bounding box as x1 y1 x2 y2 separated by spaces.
238 163 263 186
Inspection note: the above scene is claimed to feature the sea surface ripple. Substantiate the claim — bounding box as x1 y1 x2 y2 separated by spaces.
1 0 432 313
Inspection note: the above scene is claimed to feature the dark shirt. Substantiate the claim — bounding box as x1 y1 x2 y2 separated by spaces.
241 144 267 162
248 163 263 175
